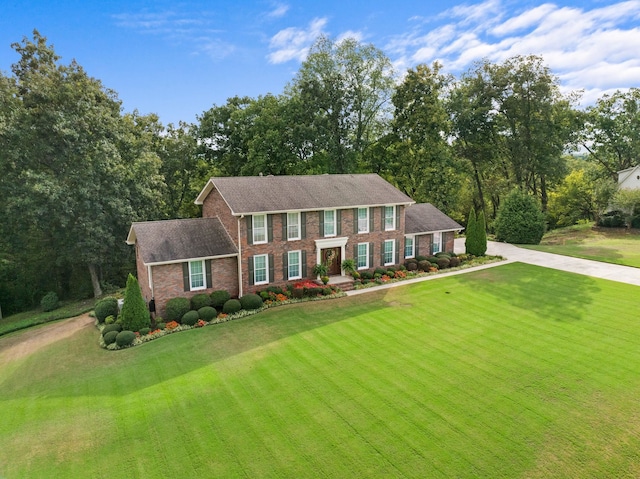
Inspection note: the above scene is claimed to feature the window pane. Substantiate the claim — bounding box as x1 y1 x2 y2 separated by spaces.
357 244 368 268
288 251 300 279
254 255 267 283
358 208 368 233
384 240 394 265
253 215 266 243
385 206 395 230
432 232 442 254
287 212 299 240
190 261 204 289
324 210 335 236
404 237 414 258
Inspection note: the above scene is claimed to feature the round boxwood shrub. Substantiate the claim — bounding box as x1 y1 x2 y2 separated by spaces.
435 252 451 258
210 290 231 309
165 297 191 322
436 257 450 269
239 293 263 310
198 306 217 321
182 310 200 326
156 322 166 330
40 291 59 312
103 330 118 346
374 267 387 276
449 257 461 267
105 315 115 325
190 293 212 310
95 297 119 323
102 323 122 336
222 299 242 314
406 262 418 271
115 330 136 347
417 260 431 271
139 327 151 336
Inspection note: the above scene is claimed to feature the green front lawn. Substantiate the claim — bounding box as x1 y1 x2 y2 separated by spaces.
2 263 640 478
522 223 640 267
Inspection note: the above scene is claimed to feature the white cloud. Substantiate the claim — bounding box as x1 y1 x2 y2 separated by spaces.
386 0 640 104
267 3 290 19
268 17 328 64
337 30 364 44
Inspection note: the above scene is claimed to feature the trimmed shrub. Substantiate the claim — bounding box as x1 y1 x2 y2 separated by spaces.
598 210 625 228
435 252 451 259
427 256 439 263
417 260 431 271
40 291 59 312
406 262 418 271
449 257 461 267
292 288 304 299
240 293 263 310
95 297 119 323
223 299 242 314
190 293 212 310
165 297 191 322
139 327 151 336
120 274 151 332
386 270 396 277
360 270 373 280
156 322 166 330
102 323 122 336
374 267 387 276
307 287 324 296
182 310 200 326
210 290 231 309
265 285 284 295
436 257 450 269
105 315 115 325
115 330 136 347
494 189 546 244
322 287 332 296
198 306 217 321
103 330 118 346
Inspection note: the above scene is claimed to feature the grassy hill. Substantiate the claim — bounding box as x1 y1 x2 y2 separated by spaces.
1 263 640 478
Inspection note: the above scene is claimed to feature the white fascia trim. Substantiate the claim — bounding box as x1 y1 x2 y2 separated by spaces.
406 228 462 237
232 201 415 217
145 253 239 268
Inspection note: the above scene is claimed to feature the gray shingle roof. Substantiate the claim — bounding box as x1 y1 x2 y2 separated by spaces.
198 174 414 214
127 217 238 265
405 203 463 235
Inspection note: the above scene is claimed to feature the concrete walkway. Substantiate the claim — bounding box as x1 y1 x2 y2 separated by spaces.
346 238 640 296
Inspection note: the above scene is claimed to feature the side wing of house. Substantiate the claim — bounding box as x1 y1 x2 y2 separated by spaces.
126 217 239 319
618 165 640 190
403 203 463 259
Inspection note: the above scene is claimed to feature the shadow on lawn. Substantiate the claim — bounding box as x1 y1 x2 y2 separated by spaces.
454 262 601 323
0 293 389 400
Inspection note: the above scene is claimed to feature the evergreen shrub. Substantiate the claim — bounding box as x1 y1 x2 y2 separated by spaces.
494 189 546 244
198 306 217 321
103 331 118 346
190 293 212 310
406 262 418 271
465 208 478 255
105 315 115 325
40 291 59 312
417 260 431 271
436 257 450 269
95 297 119 323
115 330 136 347
449 257 461 267
181 310 200 326
156 322 166 330
102 323 122 336
374 267 387 276
210 290 231 309
165 297 191 322
240 293 263 310
120 274 150 332
139 327 151 336
222 299 242 314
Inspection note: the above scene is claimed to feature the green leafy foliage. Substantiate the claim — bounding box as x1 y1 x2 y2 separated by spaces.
222 299 242 314
190 293 211 311
103 330 118 346
95 297 119 323
102 323 122 336
210 290 231 309
165 297 191 322
115 330 136 347
120 274 150 332
40 291 59 312
239 294 263 311
494 189 546 244
198 306 217 321
181 310 200 326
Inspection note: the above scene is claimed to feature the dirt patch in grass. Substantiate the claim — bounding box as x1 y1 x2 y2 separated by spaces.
0 313 95 365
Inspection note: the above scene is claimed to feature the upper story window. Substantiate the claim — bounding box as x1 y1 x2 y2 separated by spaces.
432 232 442 254
189 260 206 291
404 236 415 259
253 214 266 244
324 210 336 237
287 212 300 240
384 206 396 231
357 207 369 233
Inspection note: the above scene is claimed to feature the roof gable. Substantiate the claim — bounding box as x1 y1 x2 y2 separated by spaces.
127 217 238 265
405 203 463 235
195 174 414 214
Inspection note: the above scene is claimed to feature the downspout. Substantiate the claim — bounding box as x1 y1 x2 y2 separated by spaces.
237 216 244 297
148 265 154 299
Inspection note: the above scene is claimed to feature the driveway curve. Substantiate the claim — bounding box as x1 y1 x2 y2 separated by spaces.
455 238 640 287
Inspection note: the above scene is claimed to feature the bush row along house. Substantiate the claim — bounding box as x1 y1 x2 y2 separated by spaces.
126 174 463 318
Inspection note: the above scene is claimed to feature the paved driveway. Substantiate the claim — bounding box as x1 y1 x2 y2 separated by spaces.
454 238 640 287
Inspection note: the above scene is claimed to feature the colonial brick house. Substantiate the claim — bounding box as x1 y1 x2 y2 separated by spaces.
127 174 462 318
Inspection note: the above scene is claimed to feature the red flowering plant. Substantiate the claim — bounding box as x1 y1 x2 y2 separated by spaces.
293 280 320 289
165 321 180 330
195 319 207 328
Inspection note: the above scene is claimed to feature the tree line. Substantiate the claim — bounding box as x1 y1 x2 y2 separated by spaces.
1 31 638 315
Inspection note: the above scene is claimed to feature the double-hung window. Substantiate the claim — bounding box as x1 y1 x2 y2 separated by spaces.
357 207 369 233
357 243 369 269
252 214 267 244
432 232 442 254
404 236 415 259
287 250 302 280
324 210 336 237
253 254 269 285
384 240 395 266
189 260 205 291
287 212 300 240
384 206 395 231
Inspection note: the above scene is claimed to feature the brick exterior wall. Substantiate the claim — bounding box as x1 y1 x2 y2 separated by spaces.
239 206 406 294
147 256 239 319
135 244 152 303
202 185 239 245
410 231 455 260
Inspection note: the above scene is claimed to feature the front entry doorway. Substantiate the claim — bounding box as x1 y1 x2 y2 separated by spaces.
322 247 342 275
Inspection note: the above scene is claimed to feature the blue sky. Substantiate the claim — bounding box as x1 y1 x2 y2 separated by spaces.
1 0 639 126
